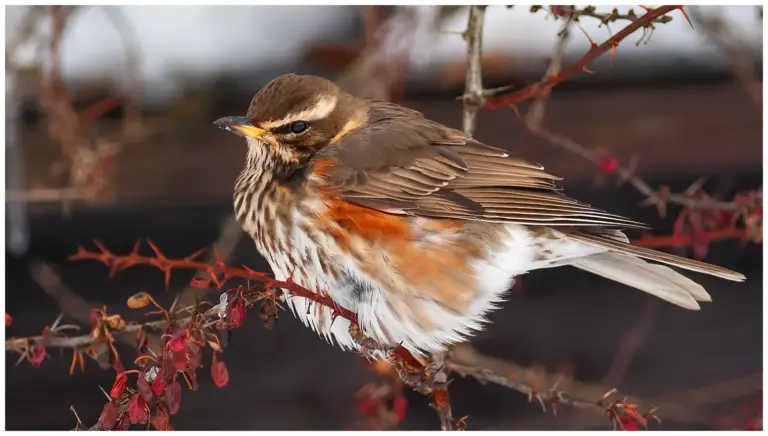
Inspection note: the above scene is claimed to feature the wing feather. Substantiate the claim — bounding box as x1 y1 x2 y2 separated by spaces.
309 103 648 229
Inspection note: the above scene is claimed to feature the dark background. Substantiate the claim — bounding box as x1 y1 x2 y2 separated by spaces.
5 5 763 431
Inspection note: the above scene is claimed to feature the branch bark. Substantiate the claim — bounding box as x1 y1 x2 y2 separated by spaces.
460 5 487 137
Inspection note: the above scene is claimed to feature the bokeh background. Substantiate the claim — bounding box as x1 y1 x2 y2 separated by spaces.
4 5 763 430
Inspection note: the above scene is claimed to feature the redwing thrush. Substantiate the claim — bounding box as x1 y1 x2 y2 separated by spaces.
215 74 745 356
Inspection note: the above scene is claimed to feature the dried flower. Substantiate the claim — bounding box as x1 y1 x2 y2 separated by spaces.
127 292 152 309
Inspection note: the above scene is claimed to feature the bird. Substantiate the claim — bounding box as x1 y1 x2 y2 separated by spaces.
214 73 746 358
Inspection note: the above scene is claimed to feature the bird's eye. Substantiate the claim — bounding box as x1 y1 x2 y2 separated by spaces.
289 121 309 134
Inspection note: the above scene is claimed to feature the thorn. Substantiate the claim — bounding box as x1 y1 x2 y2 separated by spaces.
146 239 165 259
70 406 84 430
609 41 618 67
616 154 639 187
69 244 87 260
185 248 206 262
684 176 708 196
511 105 520 118
108 264 120 280
678 6 694 29
97 384 112 401
576 22 596 47
163 267 172 289
93 239 110 255
131 238 142 255
51 312 65 331
582 66 596 75
214 246 223 265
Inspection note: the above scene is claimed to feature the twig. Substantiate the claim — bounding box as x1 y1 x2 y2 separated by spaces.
460 5 487 137
173 215 242 317
5 188 86 203
448 343 675 424
68 239 358 323
99 6 143 137
601 297 659 386
29 262 95 326
336 6 418 102
485 6 685 109
5 320 164 352
524 18 572 131
429 351 455 431
531 5 677 26
532 129 744 213
687 6 761 106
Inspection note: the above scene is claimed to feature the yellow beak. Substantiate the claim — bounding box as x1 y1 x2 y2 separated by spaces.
214 116 267 138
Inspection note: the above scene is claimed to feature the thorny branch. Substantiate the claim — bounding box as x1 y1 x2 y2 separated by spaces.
67 239 357 323
507 5 761 235
6 5 761 431
484 6 688 109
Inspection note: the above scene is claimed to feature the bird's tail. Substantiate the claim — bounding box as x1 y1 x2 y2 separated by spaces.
566 230 745 310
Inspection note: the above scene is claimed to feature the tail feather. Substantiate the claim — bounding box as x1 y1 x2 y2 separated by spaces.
571 252 710 310
567 230 746 282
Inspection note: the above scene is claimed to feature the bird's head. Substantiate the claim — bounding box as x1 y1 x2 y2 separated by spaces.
214 74 366 164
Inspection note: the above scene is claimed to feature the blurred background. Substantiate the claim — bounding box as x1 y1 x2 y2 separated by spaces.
4 5 763 430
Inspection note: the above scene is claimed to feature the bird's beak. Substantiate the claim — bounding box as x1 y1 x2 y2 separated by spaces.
214 116 267 138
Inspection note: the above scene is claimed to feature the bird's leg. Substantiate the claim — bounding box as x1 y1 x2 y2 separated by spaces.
426 351 454 430
348 323 397 359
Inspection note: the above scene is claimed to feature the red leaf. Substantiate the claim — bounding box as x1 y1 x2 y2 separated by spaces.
136 374 154 402
5 313 12 326
159 350 176 381
89 308 103 328
393 397 408 422
172 349 187 371
110 373 128 399
30 343 46 366
128 394 148 424
618 416 639 431
357 398 378 417
97 402 119 430
165 381 182 415
116 416 131 430
187 343 203 369
228 296 246 328
151 404 173 431
152 373 168 396
211 357 229 388
168 333 186 354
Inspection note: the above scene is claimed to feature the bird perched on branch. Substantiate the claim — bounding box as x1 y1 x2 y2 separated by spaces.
215 74 745 357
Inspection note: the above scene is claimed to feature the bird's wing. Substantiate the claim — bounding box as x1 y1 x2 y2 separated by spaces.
309 102 647 228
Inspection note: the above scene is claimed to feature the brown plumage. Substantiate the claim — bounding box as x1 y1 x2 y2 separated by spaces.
215 74 745 356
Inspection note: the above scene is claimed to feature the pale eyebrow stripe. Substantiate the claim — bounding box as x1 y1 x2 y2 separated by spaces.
260 95 338 130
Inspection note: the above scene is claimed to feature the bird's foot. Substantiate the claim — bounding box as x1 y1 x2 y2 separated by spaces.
348 323 397 360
